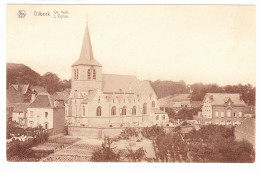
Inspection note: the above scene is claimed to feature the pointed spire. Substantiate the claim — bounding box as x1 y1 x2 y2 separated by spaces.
72 23 102 67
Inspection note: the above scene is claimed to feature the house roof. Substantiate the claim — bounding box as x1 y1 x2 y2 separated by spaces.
56 91 70 101
29 93 64 108
205 93 246 106
31 86 47 93
72 24 101 67
235 118 255 138
12 103 29 113
139 81 157 97
158 93 191 107
7 86 26 103
12 84 29 95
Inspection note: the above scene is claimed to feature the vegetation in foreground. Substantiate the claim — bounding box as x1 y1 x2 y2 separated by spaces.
91 125 255 163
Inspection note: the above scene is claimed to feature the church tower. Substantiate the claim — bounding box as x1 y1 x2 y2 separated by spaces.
71 24 102 93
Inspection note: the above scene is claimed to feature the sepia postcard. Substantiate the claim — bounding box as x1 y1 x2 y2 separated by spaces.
5 4 256 165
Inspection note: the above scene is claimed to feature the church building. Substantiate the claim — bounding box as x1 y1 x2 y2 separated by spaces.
66 24 169 127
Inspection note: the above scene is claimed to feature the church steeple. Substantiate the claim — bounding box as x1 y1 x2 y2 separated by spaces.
72 24 102 67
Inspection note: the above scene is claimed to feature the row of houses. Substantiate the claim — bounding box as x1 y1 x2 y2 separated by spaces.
6 84 69 135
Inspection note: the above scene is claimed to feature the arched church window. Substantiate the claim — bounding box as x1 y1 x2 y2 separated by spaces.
111 106 116 116
93 69 96 79
122 106 127 116
143 103 147 114
132 106 136 115
88 69 91 80
152 101 155 108
76 69 79 79
96 106 102 116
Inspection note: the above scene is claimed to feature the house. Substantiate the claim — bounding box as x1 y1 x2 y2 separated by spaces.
195 93 246 126
66 24 169 127
27 93 65 135
158 94 201 113
152 108 170 126
235 118 255 148
11 103 29 128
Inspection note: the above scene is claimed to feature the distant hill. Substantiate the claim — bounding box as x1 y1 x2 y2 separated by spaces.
6 63 42 87
150 80 190 99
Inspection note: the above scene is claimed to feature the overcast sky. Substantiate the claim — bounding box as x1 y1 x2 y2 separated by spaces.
6 5 255 86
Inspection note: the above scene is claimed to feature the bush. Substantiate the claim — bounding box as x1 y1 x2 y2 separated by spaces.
91 136 122 162
118 127 139 140
141 125 165 140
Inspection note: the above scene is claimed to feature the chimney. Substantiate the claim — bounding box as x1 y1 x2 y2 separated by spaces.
31 93 36 103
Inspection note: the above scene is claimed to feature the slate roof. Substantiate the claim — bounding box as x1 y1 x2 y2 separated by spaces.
31 86 47 93
102 74 140 94
205 93 246 106
12 103 29 113
12 84 29 94
56 91 70 101
158 93 192 107
7 86 26 103
29 93 65 108
72 25 102 67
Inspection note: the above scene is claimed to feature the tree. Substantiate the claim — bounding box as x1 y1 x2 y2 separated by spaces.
91 136 122 162
187 125 255 162
40 72 61 94
154 133 189 162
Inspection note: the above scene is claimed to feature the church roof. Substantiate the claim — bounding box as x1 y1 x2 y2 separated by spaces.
72 24 102 67
102 74 141 94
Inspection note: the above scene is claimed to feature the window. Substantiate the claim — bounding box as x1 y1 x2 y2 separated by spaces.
156 115 159 120
29 121 34 127
143 103 147 114
227 109 231 117
96 106 102 116
162 115 165 120
93 69 96 79
111 106 116 116
30 111 33 118
132 106 136 115
98 99 101 103
239 112 242 117
44 122 48 129
152 101 155 108
88 69 91 79
122 106 127 116
45 112 48 119
233 112 236 117
215 111 219 117
76 69 79 79
74 90 78 98
83 106 86 116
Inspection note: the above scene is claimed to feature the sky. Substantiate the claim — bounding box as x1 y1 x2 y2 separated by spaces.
6 5 256 86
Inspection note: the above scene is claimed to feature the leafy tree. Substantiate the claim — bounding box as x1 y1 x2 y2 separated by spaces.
40 72 61 94
91 136 122 162
154 133 189 162
141 125 165 140
187 125 255 162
